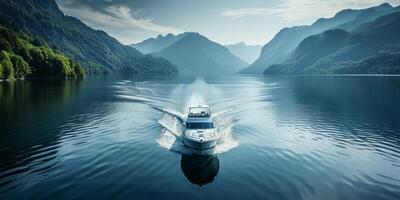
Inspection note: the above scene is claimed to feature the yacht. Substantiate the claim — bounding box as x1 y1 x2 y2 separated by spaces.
183 105 219 152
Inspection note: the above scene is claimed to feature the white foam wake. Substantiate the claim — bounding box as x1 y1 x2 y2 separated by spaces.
115 78 239 155
156 109 238 155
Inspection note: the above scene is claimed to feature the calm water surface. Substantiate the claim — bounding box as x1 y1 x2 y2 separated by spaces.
0 75 400 199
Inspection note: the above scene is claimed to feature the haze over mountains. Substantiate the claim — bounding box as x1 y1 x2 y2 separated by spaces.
133 34 261 65
1 0 399 77
132 2 400 75
131 33 190 54
224 42 262 64
133 32 248 75
243 3 400 74
265 12 400 74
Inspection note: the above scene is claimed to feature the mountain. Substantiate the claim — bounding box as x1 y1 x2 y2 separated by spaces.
0 24 84 80
242 3 398 73
264 12 400 74
264 29 350 74
224 42 262 64
336 3 394 31
131 33 189 54
0 0 178 75
153 32 247 75
133 33 254 70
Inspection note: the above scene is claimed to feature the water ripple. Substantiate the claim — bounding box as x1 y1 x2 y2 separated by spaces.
1 76 400 199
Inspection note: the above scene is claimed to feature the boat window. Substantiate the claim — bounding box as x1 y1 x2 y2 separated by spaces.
186 122 213 129
188 107 210 117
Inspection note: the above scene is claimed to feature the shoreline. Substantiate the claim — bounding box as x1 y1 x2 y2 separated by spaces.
0 77 83 82
2 73 400 83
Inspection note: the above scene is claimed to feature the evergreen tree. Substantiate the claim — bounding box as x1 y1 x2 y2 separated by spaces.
0 24 85 80
0 50 14 79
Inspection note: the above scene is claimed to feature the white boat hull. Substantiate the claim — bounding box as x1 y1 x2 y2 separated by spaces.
183 137 217 150
183 105 218 155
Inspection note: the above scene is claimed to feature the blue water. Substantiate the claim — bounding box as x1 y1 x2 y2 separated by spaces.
0 75 399 199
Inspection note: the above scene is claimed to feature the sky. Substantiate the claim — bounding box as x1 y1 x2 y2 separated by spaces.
56 0 400 45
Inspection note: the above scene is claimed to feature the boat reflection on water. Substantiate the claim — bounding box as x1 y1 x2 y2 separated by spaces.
180 154 219 186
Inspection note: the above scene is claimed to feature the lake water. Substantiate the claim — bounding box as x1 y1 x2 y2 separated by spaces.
1 75 400 199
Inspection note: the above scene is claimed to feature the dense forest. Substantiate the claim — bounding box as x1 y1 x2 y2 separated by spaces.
0 24 84 80
0 0 178 75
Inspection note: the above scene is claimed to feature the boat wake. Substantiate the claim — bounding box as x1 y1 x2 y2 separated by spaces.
156 109 238 155
115 78 239 155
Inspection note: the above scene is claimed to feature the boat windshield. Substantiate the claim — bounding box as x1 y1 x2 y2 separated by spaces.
186 122 214 129
188 107 211 117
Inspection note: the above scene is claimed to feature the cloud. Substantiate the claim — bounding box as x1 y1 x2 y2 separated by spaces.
222 0 400 22
222 8 281 19
57 1 181 43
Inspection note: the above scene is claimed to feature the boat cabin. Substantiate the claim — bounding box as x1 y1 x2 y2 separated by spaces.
188 105 211 117
186 105 213 129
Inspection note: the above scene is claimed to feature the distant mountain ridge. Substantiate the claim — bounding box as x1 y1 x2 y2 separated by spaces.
153 32 247 75
0 0 178 75
264 12 400 74
131 33 189 54
224 42 262 64
242 3 399 73
133 34 261 66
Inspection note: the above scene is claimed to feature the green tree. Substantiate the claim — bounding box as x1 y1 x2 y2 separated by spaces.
0 24 85 80
29 47 44 69
0 50 14 79
0 63 4 78
0 38 12 51
10 54 30 78
74 62 85 78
